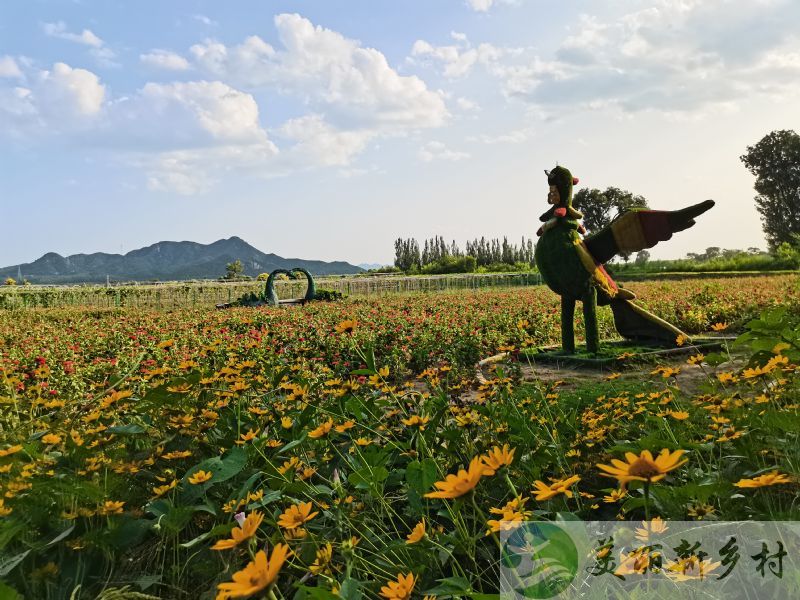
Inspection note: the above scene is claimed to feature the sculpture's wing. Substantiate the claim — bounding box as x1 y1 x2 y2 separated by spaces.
584 200 714 264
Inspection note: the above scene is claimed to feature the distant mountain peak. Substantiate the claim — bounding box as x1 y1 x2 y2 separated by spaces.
1 238 363 284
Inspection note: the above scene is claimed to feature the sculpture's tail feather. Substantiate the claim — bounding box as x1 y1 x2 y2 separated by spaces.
610 299 686 346
585 200 715 264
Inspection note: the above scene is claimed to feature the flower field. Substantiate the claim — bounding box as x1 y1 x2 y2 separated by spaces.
1 275 799 599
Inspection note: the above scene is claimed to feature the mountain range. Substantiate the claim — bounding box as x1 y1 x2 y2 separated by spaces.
1 237 363 284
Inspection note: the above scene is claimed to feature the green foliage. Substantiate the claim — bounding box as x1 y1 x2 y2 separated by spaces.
420 255 477 274
475 261 531 273
735 305 800 365
611 246 799 274
313 289 344 302
572 187 648 235
740 129 800 250
394 236 535 273
775 240 800 268
4 277 16 286
223 259 244 280
394 238 421 271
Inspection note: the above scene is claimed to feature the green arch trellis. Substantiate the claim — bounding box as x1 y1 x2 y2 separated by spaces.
264 268 316 306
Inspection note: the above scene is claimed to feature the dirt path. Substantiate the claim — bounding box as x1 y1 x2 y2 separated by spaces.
474 348 748 397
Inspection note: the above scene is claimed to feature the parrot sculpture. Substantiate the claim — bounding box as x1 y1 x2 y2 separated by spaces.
534 165 715 354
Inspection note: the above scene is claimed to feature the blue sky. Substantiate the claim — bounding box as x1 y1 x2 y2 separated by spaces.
2 0 799 267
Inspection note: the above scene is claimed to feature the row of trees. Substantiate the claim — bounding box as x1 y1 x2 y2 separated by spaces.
394 236 536 272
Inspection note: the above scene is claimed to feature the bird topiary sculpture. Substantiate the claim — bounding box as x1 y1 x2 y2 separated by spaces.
534 165 715 354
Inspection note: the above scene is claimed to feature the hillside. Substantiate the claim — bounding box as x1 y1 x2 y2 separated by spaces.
0 237 363 284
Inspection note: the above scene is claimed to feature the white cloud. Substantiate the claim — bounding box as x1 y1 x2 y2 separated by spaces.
465 0 517 13
147 158 213 196
0 61 281 194
410 33 518 78
120 81 272 146
140 50 190 71
42 22 118 67
496 0 800 114
190 13 448 130
418 141 470 162
0 62 106 137
193 14 218 27
112 81 278 193
456 97 479 111
468 126 534 144
0 56 22 78
278 114 373 167
38 62 106 117
42 21 103 47
466 0 493 12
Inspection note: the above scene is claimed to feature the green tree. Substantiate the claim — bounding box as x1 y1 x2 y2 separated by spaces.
740 130 800 250
224 259 244 279
572 187 649 234
4 277 16 286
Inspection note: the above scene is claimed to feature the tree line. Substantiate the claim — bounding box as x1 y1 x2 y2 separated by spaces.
394 236 535 272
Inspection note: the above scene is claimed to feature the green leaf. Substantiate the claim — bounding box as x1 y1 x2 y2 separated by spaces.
106 423 147 435
338 578 363 600
278 437 306 455
181 446 248 502
180 522 233 549
423 576 472 597
363 342 377 373
348 466 389 490
406 459 438 496
0 550 29 578
146 499 172 518
295 586 340 600
134 574 161 591
42 525 75 548
0 581 22 600
106 518 152 550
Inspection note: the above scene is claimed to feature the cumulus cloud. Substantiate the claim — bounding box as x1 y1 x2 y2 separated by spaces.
190 13 448 130
494 0 800 114
0 61 279 194
0 56 23 78
409 32 519 79
2 13 460 193
278 114 373 167
37 62 106 118
42 22 118 67
0 62 106 138
115 81 273 148
140 50 190 71
111 81 277 194
418 141 470 162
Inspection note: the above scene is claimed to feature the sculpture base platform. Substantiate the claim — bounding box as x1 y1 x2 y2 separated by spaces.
520 336 735 369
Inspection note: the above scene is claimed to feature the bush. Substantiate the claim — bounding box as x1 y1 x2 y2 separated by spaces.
4 277 16 286
476 261 532 273
313 289 345 302
420 255 477 274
